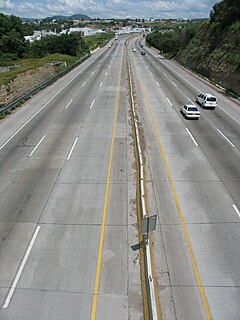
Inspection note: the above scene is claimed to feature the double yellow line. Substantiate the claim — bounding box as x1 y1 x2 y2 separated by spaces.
90 46 123 319
133 57 212 320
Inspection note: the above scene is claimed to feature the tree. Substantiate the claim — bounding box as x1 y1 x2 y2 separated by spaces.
28 32 85 57
210 0 240 28
0 13 27 58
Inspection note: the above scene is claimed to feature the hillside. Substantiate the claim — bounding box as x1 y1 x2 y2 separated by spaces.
21 13 92 23
44 13 92 21
146 0 240 95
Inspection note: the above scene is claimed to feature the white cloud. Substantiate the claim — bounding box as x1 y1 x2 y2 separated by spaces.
0 0 216 19
0 0 14 9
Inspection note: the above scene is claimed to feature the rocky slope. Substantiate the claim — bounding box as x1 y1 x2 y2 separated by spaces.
0 65 57 107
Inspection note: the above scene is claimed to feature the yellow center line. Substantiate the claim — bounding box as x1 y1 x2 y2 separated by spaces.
133 58 212 320
90 46 124 320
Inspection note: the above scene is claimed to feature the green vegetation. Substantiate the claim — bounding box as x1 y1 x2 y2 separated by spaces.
0 54 80 86
0 13 87 61
0 13 26 59
0 12 114 90
27 33 87 58
146 21 203 58
146 0 240 95
83 32 114 50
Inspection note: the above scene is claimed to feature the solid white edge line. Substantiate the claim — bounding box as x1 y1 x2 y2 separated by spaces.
186 128 199 147
218 106 240 126
232 204 240 218
82 81 87 87
105 72 107 76
90 99 95 109
91 71 95 75
217 129 235 147
65 99 73 109
0 103 47 150
67 137 79 160
163 72 167 77
156 81 160 87
172 81 177 87
29 135 46 157
167 98 173 106
100 82 103 87
2 225 41 309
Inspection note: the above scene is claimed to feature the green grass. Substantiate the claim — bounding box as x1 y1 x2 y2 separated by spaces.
83 32 114 50
0 33 113 87
0 53 81 86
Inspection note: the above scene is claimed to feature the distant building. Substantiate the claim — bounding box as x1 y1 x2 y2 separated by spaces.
69 27 105 36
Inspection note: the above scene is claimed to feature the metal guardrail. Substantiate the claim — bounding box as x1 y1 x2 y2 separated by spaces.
0 53 90 115
128 58 159 319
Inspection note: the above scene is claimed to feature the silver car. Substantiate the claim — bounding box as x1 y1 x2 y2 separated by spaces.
181 104 200 119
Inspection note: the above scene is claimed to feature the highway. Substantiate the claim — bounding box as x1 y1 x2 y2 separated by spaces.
0 38 142 319
129 37 240 319
0 34 239 320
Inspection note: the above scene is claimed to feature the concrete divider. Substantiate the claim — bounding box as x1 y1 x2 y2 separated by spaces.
127 55 159 320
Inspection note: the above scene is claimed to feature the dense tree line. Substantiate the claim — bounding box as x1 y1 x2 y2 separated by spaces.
28 33 86 58
210 0 240 29
146 0 240 94
0 13 86 60
0 13 26 59
146 22 201 56
146 0 240 58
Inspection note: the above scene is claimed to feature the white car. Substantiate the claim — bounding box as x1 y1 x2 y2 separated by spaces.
133 48 136 52
196 93 218 108
181 104 200 119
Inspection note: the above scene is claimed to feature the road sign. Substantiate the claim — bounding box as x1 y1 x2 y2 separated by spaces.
141 215 157 235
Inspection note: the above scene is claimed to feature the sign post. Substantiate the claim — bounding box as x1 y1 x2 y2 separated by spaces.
141 215 157 244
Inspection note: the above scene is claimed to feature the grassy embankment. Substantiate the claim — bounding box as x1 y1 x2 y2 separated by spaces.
0 32 114 87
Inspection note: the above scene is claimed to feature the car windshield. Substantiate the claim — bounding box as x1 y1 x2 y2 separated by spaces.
207 97 216 101
188 107 198 111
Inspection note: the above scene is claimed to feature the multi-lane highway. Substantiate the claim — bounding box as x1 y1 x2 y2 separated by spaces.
129 37 240 319
0 35 239 319
0 38 143 319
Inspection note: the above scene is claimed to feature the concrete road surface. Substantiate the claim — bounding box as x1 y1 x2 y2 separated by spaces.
0 38 142 320
0 34 240 320
129 37 240 320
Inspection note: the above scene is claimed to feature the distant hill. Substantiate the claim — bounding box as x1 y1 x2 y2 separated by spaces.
44 14 92 21
21 13 92 22
21 17 36 22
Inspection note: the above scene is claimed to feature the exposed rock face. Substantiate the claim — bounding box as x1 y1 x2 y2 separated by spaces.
206 62 240 94
0 65 56 107
177 56 240 95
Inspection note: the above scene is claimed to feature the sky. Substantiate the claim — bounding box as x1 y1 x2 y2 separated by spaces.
0 0 218 20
